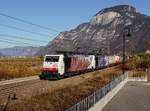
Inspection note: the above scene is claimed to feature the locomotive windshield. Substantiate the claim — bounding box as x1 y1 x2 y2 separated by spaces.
45 56 59 62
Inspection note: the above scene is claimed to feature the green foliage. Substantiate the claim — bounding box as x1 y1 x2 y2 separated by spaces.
127 53 150 69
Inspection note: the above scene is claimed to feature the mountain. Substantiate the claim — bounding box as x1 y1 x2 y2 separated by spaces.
37 5 150 55
0 52 3 56
0 46 43 56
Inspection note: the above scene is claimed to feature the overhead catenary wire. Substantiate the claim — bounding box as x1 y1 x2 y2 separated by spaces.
0 34 48 43
0 38 36 46
0 40 31 46
0 40 20 45
0 23 52 37
0 38 39 46
0 12 59 33
0 40 40 47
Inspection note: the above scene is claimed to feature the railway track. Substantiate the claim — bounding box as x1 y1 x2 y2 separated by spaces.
0 65 121 98
0 78 48 111
0 76 45 98
0 75 39 86
0 79 41 96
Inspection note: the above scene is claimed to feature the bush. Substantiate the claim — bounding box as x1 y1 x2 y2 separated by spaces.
127 53 150 70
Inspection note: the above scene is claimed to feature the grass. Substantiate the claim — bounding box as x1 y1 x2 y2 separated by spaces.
7 66 122 111
0 57 43 80
128 68 146 78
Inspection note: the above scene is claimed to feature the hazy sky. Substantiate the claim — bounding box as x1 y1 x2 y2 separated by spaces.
0 0 149 48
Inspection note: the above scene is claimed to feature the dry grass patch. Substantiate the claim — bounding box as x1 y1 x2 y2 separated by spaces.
7 66 122 111
128 68 146 78
0 57 43 80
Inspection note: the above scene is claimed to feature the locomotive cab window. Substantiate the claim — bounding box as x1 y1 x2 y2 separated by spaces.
45 56 59 62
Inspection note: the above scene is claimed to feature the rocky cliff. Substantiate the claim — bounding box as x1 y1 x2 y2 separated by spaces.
37 5 150 55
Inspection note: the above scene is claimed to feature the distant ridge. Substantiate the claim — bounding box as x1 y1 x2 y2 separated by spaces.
0 52 3 56
0 46 43 56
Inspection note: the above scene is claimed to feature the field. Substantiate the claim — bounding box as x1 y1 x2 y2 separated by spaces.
5 67 147 111
5 66 123 111
0 57 43 80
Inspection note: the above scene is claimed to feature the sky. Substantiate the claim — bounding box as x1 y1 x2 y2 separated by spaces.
0 0 150 48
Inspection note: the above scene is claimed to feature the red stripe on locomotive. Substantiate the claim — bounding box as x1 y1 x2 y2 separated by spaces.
43 67 58 72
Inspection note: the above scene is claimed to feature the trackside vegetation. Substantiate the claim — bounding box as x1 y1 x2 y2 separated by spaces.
126 53 150 69
7 66 122 111
126 53 150 77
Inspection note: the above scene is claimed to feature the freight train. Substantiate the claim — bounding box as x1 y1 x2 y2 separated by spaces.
39 53 121 80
